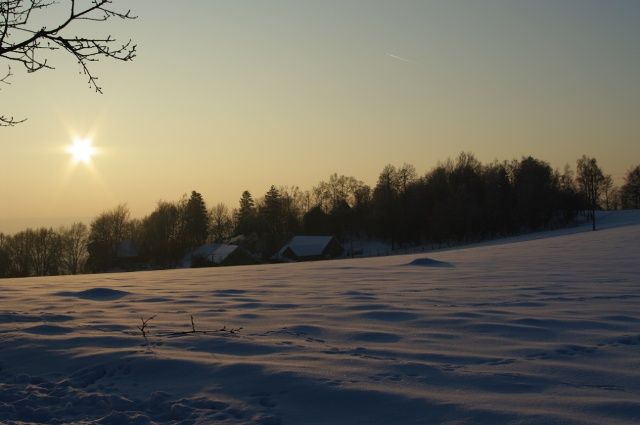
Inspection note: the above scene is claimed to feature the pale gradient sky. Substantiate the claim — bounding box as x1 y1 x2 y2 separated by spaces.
1 0 639 233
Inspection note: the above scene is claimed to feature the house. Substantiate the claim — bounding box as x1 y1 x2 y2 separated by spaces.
183 243 258 268
274 236 342 262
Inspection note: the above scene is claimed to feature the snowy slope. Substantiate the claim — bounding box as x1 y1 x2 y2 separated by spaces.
1 211 639 424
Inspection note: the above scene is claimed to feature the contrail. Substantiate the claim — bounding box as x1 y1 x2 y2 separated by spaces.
385 52 414 64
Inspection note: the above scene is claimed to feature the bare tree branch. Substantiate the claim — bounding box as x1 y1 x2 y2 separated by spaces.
0 64 26 125
0 0 136 125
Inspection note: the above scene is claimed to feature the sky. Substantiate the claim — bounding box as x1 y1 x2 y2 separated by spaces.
1 0 639 233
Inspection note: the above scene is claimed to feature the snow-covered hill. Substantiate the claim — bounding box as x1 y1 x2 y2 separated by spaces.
1 211 639 424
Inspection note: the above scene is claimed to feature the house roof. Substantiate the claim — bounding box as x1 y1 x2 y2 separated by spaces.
184 243 239 266
209 244 238 264
277 235 336 259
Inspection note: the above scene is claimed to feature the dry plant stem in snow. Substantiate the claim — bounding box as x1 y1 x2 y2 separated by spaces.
137 314 156 345
135 314 242 348
156 315 243 338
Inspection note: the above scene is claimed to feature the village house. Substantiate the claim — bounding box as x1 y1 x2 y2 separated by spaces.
274 236 342 262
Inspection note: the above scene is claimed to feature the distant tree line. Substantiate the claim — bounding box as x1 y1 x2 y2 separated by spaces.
1 153 638 278
0 223 89 277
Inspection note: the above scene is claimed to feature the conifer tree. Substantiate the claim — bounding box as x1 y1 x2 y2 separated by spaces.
183 191 209 248
235 190 257 236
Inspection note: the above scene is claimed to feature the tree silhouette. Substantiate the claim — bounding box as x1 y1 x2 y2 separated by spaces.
513 156 556 230
373 164 401 247
601 175 616 211
482 161 515 237
4 229 35 276
312 174 367 211
140 201 183 266
59 222 89 274
303 205 331 235
30 228 61 276
235 190 257 236
621 165 640 209
0 0 136 126
557 164 580 224
576 155 607 231
209 203 233 243
0 233 9 277
183 191 209 249
87 204 130 272
259 185 285 257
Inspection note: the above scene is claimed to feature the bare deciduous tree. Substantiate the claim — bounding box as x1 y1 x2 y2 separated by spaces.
600 175 616 211
622 165 640 209
313 174 367 211
1 0 136 126
30 227 61 276
209 203 233 243
576 155 607 231
59 222 89 274
87 204 131 271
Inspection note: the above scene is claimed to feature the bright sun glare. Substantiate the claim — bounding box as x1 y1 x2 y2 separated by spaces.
67 138 96 164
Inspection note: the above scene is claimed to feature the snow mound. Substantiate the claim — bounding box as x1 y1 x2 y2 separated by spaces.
55 287 130 300
407 257 454 267
22 324 74 335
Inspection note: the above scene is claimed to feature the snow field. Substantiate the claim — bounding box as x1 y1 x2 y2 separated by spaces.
1 211 639 424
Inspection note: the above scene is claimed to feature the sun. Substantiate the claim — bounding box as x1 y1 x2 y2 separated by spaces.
66 138 96 164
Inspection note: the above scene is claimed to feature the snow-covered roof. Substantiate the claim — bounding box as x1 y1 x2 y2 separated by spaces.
277 236 336 259
209 244 238 264
184 244 239 266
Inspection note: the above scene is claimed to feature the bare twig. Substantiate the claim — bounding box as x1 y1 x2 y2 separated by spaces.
157 326 243 338
0 65 25 126
152 315 243 338
0 113 25 126
137 314 156 343
133 314 242 348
